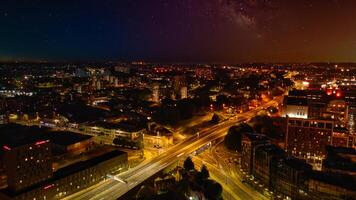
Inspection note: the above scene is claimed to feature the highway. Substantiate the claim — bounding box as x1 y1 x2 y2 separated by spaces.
63 96 283 200
193 156 267 200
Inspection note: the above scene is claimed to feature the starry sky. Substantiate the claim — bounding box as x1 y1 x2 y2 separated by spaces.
1 0 356 63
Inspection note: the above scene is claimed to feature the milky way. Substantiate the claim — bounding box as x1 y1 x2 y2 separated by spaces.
0 0 356 63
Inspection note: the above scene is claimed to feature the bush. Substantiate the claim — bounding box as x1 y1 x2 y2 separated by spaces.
224 123 254 151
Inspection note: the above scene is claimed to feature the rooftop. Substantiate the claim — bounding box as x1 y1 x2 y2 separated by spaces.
57 102 111 123
242 132 270 143
0 124 92 148
308 171 356 191
55 150 126 178
284 156 312 171
46 131 92 146
89 121 145 132
1 150 127 197
285 96 308 106
256 144 285 156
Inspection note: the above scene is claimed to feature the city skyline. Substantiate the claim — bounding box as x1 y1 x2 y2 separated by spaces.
2 0 356 63
0 1 356 200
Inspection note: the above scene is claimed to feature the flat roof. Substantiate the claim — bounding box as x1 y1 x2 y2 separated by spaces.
285 96 308 106
284 156 312 171
256 144 285 156
243 132 269 142
55 150 126 178
308 171 356 191
89 121 145 132
47 131 92 146
57 102 110 123
326 145 356 155
0 124 92 148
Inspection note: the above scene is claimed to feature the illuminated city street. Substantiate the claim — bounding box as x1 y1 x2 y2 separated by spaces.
1 1 356 200
63 98 282 200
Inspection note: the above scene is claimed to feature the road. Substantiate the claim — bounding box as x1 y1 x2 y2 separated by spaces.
193 137 270 200
193 156 267 200
62 96 283 200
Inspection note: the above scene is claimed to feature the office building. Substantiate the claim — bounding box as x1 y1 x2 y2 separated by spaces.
253 144 285 188
285 117 334 169
0 150 128 200
241 133 270 173
283 96 309 119
3 140 53 192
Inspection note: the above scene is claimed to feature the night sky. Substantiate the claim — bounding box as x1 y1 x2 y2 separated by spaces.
1 0 356 63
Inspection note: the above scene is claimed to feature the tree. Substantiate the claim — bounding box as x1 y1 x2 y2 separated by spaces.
199 165 210 180
177 99 197 120
183 157 195 171
203 180 223 200
135 185 156 200
210 114 220 124
224 123 254 151
153 106 181 125
251 115 278 138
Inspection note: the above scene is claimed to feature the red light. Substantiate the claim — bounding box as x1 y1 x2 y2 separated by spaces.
3 145 11 151
35 140 49 145
336 92 341 97
44 184 54 190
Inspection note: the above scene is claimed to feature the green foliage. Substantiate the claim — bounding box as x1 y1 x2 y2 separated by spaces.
251 115 279 138
153 106 181 125
127 88 152 101
203 180 223 200
224 123 254 151
113 137 142 149
183 157 195 171
136 185 156 200
210 114 220 124
176 99 198 120
199 165 210 180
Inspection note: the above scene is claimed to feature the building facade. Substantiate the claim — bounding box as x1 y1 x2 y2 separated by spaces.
0 150 128 200
285 117 334 169
241 133 270 174
3 140 53 192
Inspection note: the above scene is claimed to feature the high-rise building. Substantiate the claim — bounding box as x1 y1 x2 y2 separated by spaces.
173 75 186 95
273 157 311 199
3 140 52 192
285 117 334 170
152 84 160 103
180 86 187 99
253 144 285 187
241 133 270 173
